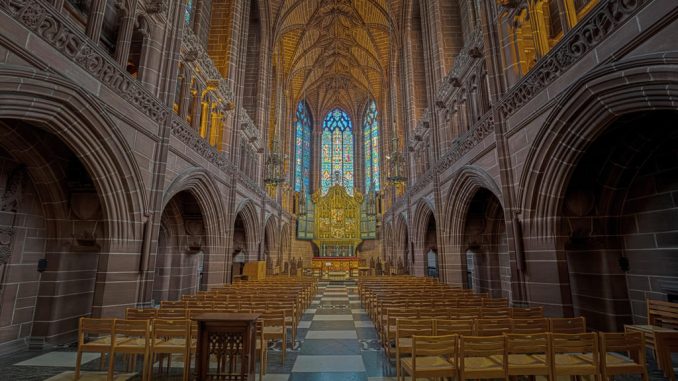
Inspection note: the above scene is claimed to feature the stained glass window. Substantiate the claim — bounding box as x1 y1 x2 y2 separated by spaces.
185 0 193 26
321 108 354 195
294 101 312 192
363 100 380 192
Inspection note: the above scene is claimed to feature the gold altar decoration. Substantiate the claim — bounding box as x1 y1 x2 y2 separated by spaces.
312 184 363 256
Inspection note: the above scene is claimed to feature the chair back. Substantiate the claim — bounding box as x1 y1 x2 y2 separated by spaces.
483 298 508 307
435 319 475 336
454 307 481 319
505 332 549 354
481 307 511 318
476 318 511 336
551 332 598 356
413 334 458 361
157 308 187 319
396 318 434 339
549 317 586 333
126 308 157 320
80 318 115 344
511 318 548 334
511 307 543 319
152 319 189 345
114 319 150 339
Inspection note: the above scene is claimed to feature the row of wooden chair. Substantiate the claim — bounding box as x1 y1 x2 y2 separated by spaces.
398 331 648 381
379 307 545 344
76 312 286 381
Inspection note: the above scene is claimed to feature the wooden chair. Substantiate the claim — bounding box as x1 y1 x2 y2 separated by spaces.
505 333 552 380
549 316 586 333
260 309 287 364
435 319 475 336
111 319 151 381
655 331 678 381
255 319 267 380
550 332 599 381
395 318 434 381
148 319 190 381
476 318 512 336
511 306 544 319
400 334 459 381
459 335 508 381
75 318 115 381
511 318 548 334
599 331 648 381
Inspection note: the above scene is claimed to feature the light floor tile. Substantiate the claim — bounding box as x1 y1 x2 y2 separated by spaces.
292 355 365 372
349 301 361 304
322 297 349 301
312 314 354 321
354 321 374 328
305 330 358 339
351 309 366 314
304 309 317 314
15 351 99 367
297 321 311 329
45 371 136 381
367 377 396 381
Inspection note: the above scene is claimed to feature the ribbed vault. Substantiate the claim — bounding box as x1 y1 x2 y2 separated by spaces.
270 0 402 116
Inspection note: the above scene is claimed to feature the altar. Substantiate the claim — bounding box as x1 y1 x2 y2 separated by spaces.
311 257 360 280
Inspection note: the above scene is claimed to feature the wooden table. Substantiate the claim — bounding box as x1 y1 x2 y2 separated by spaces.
193 313 260 381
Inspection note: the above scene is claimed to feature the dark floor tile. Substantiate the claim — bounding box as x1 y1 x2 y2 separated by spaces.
355 327 378 340
361 351 394 377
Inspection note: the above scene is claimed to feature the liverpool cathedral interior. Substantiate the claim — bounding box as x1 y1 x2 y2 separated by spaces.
0 0 677 380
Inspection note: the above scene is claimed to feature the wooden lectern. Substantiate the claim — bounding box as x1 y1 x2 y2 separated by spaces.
192 313 260 381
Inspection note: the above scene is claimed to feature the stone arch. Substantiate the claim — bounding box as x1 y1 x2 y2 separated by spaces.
234 200 261 261
412 200 438 277
0 69 149 346
279 222 291 270
517 56 678 325
160 168 228 291
393 212 410 273
519 57 678 238
263 215 278 273
0 68 147 243
445 167 508 295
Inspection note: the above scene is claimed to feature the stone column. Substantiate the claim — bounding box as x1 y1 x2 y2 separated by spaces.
86 0 107 42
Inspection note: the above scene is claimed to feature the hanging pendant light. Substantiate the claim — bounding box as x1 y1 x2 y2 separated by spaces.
386 19 407 187
264 55 287 187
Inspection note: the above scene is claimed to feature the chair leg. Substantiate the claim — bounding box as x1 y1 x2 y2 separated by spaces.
281 335 286 364
107 351 115 381
74 350 83 380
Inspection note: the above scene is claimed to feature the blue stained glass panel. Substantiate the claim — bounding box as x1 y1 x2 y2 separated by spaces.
294 101 312 192
321 108 354 195
185 0 193 25
363 100 380 191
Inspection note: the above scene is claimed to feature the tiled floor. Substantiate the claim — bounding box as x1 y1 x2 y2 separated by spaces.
0 281 397 381
0 280 675 380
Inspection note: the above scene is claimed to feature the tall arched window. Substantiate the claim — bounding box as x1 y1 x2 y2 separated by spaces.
363 100 380 192
321 108 354 195
185 0 194 26
294 100 312 192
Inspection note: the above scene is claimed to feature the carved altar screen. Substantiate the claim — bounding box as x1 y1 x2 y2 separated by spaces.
312 184 363 256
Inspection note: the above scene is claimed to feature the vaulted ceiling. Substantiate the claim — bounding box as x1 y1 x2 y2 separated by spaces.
269 0 402 118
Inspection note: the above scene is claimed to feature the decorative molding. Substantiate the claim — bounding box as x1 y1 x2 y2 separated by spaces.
181 29 235 103
1 0 168 123
170 115 234 176
145 0 167 15
499 0 649 118
436 112 495 175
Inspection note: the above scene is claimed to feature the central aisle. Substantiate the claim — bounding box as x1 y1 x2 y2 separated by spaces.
266 280 392 381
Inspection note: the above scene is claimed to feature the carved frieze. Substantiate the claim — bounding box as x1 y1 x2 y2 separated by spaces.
1 0 168 122
499 0 649 118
